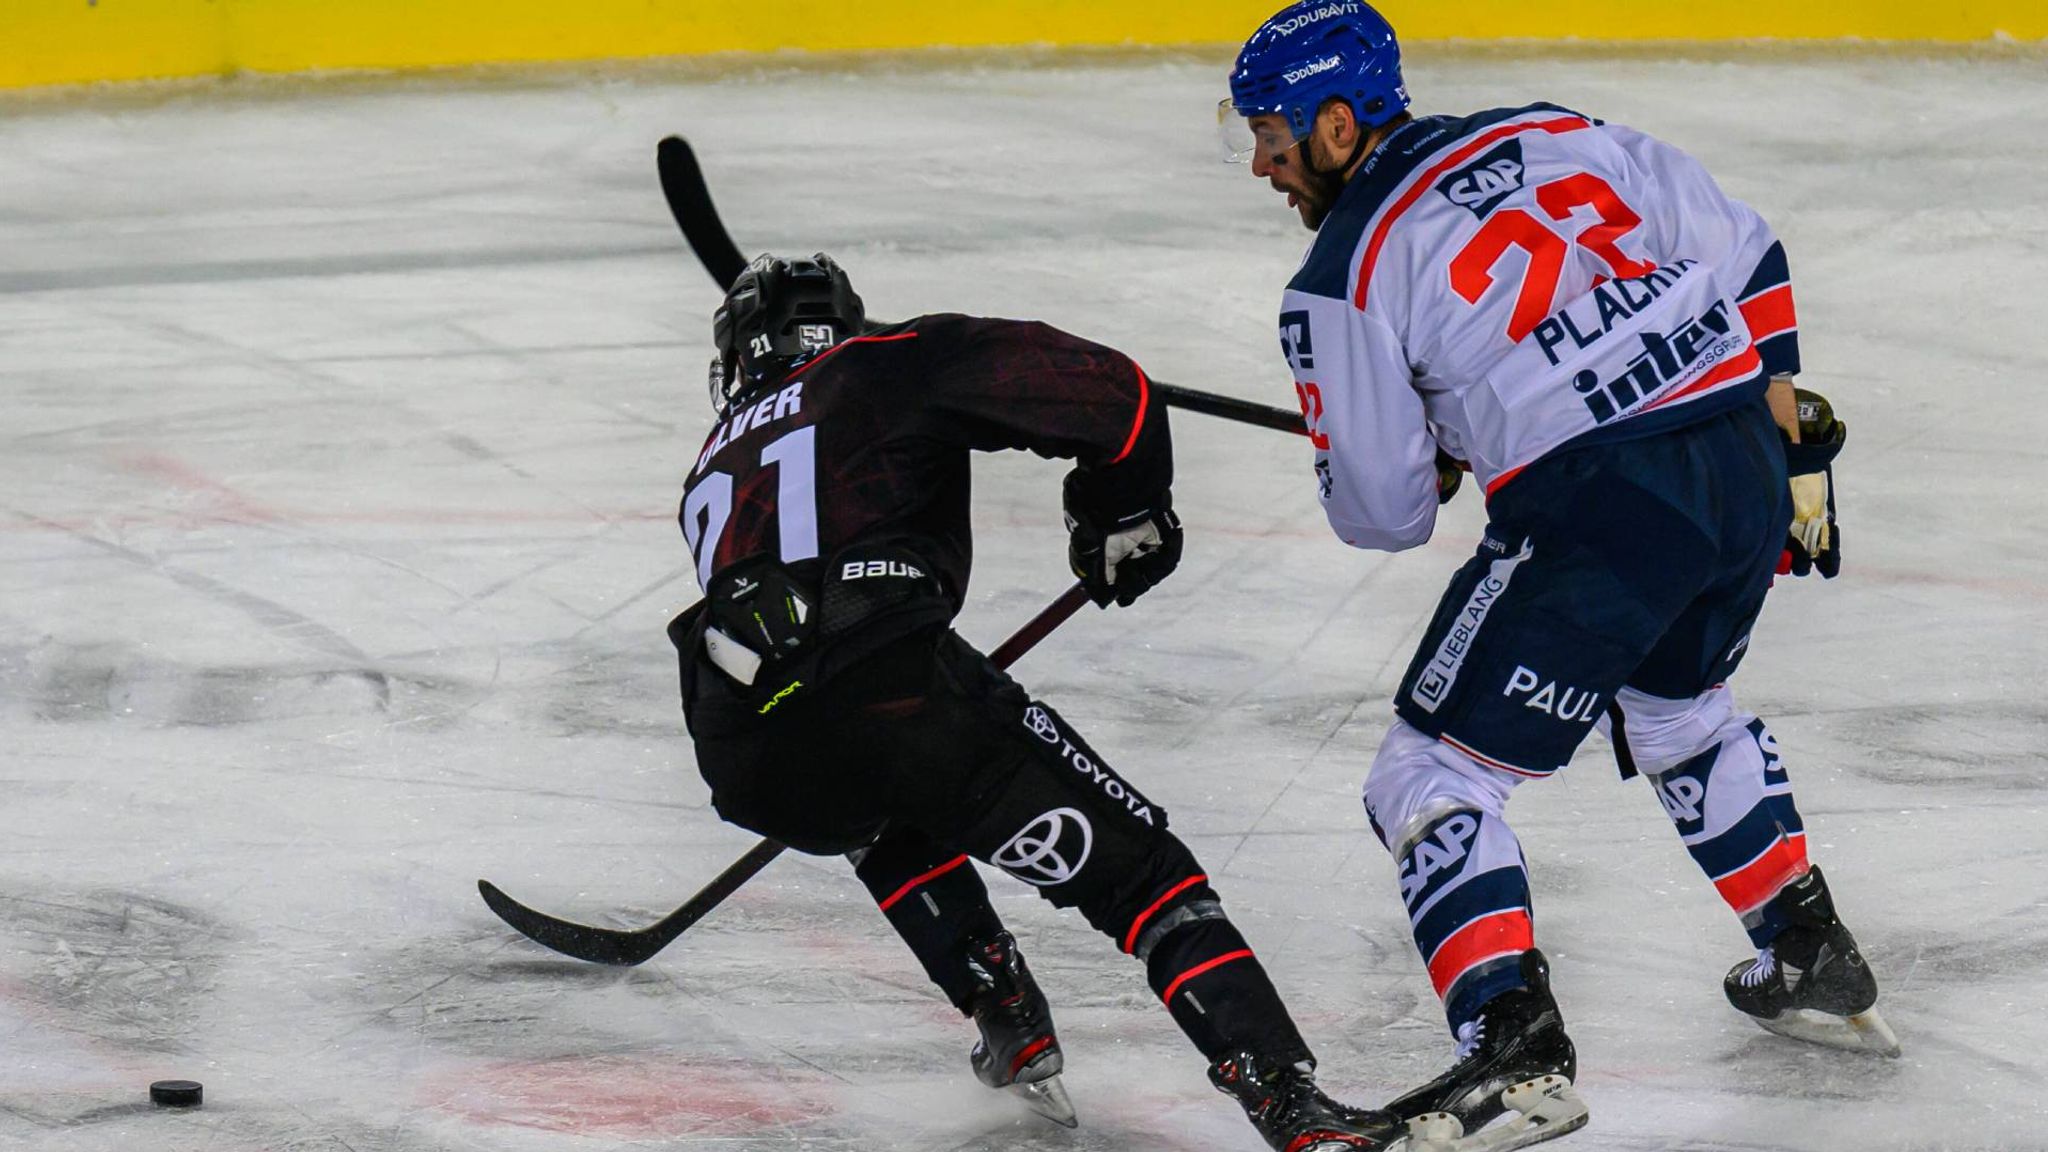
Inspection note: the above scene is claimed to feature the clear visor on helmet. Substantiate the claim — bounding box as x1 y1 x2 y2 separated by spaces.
1216 98 1305 164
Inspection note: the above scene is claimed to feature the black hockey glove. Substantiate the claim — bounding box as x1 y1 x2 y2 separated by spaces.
1435 447 1468 505
1780 387 1846 579
1063 469 1183 608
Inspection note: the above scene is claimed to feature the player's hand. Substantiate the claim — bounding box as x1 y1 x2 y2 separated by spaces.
1435 447 1468 505
1780 388 1845 579
1063 470 1183 608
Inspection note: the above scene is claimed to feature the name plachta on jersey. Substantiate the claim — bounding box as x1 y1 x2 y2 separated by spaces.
1436 139 1527 219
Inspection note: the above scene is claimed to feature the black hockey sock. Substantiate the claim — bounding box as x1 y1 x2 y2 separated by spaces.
856 840 1004 1013
1145 918 1311 1065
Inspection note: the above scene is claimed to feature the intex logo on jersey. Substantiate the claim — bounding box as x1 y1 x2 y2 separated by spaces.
1283 54 1344 85
1398 811 1481 914
839 559 925 581
1437 140 1526 219
1503 665 1602 723
1572 299 1744 425
993 807 1093 887
1020 706 1157 826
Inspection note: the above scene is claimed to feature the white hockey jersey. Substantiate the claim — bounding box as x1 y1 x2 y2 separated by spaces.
1279 103 1801 551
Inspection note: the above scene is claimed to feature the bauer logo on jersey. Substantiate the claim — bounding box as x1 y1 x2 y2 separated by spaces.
1571 299 1745 425
1436 140 1526 219
994 807 1093 887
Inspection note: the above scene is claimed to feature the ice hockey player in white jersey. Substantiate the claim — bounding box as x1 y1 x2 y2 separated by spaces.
1220 2 1896 1148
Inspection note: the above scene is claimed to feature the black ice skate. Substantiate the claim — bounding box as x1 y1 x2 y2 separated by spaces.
1724 866 1900 1058
1388 950 1588 1152
963 932 1076 1128
1208 1049 1407 1151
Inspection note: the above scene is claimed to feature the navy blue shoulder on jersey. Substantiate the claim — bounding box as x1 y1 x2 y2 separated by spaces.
1288 102 1597 301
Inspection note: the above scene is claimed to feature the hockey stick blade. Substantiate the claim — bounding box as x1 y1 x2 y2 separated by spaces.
657 135 748 291
479 584 1089 966
480 838 787 966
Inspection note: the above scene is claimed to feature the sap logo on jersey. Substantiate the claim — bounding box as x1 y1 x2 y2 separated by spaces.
1437 140 1526 219
1503 665 1601 723
1398 812 1480 912
1571 298 1745 425
995 807 1093 887
1279 309 1315 372
1021 706 1157 826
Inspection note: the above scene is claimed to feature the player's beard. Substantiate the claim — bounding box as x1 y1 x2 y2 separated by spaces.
1294 166 1346 231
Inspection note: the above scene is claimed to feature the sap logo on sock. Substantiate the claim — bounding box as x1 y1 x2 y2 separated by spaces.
839 559 926 581
995 807 1093 887
1655 774 1706 824
1021 706 1156 825
1749 718 1787 787
1437 140 1526 218
1503 666 1601 723
1399 812 1480 912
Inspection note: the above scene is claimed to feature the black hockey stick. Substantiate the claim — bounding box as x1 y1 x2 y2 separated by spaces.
478 582 1093 966
655 135 1311 441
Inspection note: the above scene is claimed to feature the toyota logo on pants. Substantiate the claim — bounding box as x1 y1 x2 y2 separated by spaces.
993 807 1093 887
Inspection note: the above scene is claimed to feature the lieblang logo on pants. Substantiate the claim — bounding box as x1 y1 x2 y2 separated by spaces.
994 808 1093 887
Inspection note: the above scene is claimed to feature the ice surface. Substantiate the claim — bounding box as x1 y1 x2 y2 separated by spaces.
2 47 2045 1152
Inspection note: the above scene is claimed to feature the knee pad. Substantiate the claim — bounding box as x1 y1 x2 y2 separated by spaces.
1610 685 1737 774
1363 720 1512 853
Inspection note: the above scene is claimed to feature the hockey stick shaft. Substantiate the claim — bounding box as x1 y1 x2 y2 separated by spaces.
478 582 1092 966
656 135 1311 441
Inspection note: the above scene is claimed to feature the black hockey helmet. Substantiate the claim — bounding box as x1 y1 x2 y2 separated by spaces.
708 252 865 413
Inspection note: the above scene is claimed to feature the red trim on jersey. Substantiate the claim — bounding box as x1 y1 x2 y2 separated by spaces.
1426 909 1535 997
1354 116 1596 312
1442 734 1550 779
1739 284 1798 343
1712 833 1809 914
791 330 921 381
1641 345 1764 414
1122 874 1207 954
1109 363 1153 465
1484 465 1528 498
875 854 970 912
1159 948 1256 1004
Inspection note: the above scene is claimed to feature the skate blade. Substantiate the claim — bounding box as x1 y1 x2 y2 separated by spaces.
1009 1072 1077 1129
1404 1075 1588 1152
1754 1004 1902 1058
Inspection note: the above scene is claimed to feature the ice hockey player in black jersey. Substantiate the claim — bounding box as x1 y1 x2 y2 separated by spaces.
668 253 1404 1150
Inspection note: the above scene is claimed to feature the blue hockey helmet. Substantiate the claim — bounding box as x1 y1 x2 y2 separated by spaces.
1220 1 1409 162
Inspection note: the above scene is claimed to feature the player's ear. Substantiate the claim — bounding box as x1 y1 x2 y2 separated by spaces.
1317 96 1359 151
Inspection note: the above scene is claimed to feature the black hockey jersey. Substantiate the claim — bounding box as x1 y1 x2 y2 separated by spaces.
679 312 1169 616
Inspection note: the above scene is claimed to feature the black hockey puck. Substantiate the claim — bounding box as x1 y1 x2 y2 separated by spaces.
149 1080 203 1108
